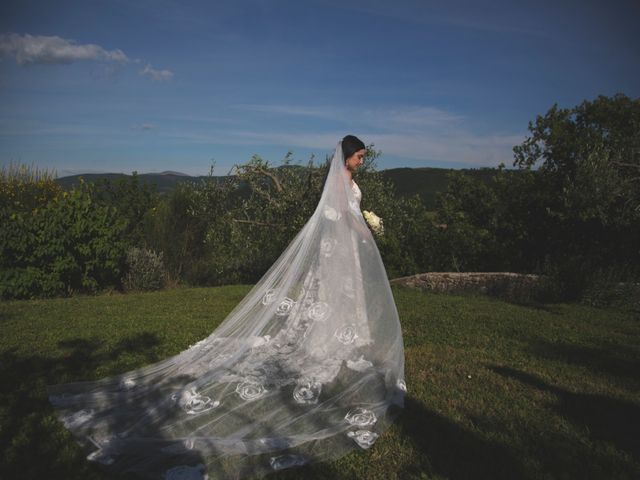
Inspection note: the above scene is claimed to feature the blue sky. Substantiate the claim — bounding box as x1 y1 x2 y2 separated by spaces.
1 0 638 176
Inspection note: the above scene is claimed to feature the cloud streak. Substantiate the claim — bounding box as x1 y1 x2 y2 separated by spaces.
162 125 523 168
0 32 174 81
0 32 128 65
139 63 174 82
235 130 522 167
235 103 466 130
228 103 518 165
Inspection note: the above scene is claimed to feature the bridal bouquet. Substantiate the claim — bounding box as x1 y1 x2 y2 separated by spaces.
362 210 384 236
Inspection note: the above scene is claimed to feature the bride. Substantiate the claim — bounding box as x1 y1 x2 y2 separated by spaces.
48 135 406 479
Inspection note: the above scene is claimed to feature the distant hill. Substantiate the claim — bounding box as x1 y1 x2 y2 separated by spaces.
55 166 503 209
55 171 217 194
379 167 499 208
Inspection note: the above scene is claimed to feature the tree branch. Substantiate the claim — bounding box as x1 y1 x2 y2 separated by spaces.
612 161 640 170
232 219 284 227
246 166 284 192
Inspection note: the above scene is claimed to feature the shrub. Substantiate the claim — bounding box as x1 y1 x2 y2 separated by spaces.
0 162 61 212
0 179 128 299
123 247 166 291
579 265 640 312
92 172 159 247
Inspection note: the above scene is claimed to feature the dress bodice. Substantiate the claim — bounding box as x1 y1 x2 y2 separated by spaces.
351 180 362 205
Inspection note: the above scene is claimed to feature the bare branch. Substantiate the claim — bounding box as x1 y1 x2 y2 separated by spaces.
232 219 284 227
243 165 284 192
612 161 640 170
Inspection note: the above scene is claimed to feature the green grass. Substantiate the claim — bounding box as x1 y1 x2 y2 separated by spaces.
1 286 638 479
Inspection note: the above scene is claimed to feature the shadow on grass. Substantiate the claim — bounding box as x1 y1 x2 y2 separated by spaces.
431 289 566 315
525 340 640 386
57 332 163 379
490 365 640 461
1 334 393 480
395 396 527 480
0 332 206 480
475 291 566 314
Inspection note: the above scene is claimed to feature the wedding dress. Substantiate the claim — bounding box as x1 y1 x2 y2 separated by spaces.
47 141 406 479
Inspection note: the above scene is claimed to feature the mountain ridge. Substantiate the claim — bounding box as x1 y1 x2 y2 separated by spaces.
54 166 504 209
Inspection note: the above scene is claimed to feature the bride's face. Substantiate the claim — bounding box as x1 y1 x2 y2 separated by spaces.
345 149 366 172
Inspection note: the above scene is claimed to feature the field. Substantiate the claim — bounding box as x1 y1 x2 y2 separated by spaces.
1 286 638 479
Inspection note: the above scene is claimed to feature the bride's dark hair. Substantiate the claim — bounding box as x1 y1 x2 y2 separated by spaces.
342 134 365 161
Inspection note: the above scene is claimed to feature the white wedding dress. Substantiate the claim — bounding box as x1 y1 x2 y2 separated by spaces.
48 141 406 479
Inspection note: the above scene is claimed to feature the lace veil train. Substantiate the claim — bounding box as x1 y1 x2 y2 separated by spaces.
47 140 406 479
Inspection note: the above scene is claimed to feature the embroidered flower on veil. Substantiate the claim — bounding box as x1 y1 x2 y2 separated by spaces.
248 335 271 348
172 388 220 415
307 301 330 322
334 325 358 345
262 289 277 305
320 237 338 257
347 430 379 449
275 298 295 316
119 377 137 391
323 205 341 221
346 355 373 372
345 407 377 427
236 380 267 401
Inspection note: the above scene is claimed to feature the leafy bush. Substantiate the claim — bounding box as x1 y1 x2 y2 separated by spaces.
1 178 128 299
0 162 62 213
123 247 166 291
145 178 225 284
92 172 159 247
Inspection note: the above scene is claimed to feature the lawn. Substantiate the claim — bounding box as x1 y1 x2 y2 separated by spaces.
1 286 638 479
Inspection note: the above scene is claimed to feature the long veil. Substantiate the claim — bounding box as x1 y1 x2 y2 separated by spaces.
47 141 406 479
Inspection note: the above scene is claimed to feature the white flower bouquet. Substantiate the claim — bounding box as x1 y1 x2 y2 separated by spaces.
362 210 384 236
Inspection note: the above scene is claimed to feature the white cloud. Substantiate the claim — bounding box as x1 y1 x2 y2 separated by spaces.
139 63 174 81
0 33 129 65
234 103 465 131
363 131 525 166
381 106 465 128
0 32 174 82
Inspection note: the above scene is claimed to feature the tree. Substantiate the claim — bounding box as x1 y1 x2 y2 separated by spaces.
92 172 159 247
509 93 640 295
513 93 640 224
